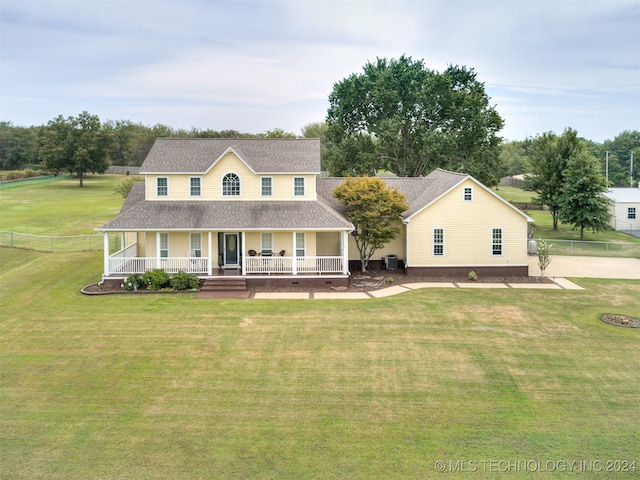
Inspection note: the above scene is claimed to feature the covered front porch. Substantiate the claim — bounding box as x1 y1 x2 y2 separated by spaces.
101 230 351 279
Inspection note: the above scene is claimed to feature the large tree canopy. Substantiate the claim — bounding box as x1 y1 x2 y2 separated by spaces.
558 150 611 240
525 128 583 230
39 111 112 187
326 55 504 185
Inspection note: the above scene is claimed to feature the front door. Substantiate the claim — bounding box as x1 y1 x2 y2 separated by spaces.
224 233 239 265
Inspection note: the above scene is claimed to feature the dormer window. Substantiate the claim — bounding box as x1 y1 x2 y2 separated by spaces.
222 173 240 196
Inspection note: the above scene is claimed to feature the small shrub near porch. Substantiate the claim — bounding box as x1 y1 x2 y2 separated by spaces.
123 269 199 292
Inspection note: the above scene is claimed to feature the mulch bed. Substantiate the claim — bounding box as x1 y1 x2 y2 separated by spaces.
600 314 640 328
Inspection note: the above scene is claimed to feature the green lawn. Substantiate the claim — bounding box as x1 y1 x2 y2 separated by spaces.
1 174 639 478
0 174 125 235
1 247 639 479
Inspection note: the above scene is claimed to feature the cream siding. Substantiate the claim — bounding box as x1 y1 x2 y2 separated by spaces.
346 221 406 261
145 152 316 201
407 179 528 267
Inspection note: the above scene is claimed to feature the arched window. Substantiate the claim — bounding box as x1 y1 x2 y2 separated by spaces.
222 173 240 196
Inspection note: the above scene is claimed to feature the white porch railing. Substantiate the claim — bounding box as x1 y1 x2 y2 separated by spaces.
244 256 343 275
109 257 208 274
108 254 343 276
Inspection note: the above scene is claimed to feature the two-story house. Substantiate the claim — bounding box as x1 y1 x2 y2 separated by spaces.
97 138 533 288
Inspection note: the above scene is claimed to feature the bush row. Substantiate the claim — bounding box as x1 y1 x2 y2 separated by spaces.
0 170 52 181
122 269 200 291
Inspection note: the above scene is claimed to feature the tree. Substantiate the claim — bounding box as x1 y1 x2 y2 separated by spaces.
114 176 145 198
326 55 504 185
525 128 583 230
558 151 611 240
39 112 112 187
601 130 640 187
333 177 409 272
536 239 552 278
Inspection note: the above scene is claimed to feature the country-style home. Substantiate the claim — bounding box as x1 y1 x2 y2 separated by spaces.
97 138 533 287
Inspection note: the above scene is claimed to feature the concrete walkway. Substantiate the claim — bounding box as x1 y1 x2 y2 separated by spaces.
197 256 638 300
527 255 640 279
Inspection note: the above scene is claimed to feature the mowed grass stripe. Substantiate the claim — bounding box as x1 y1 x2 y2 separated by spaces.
1 247 639 478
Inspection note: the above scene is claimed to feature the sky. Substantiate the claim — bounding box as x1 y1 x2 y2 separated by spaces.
1 0 639 143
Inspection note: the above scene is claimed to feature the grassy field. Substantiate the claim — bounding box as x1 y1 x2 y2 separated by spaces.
1 175 640 478
1 248 639 479
0 174 124 235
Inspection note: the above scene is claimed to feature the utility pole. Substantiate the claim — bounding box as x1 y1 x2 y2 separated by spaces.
631 152 634 188
605 151 609 185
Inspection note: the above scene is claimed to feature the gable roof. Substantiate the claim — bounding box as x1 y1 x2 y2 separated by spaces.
604 188 640 203
317 168 533 222
140 138 321 174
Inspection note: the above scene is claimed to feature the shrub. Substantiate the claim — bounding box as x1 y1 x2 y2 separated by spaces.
122 273 142 291
170 271 200 290
114 176 144 198
141 269 170 290
468 270 478 281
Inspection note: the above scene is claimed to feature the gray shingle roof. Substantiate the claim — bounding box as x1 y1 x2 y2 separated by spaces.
99 196 352 231
316 168 469 218
140 138 321 173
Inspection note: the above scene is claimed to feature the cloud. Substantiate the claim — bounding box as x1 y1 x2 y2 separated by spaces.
1 0 638 141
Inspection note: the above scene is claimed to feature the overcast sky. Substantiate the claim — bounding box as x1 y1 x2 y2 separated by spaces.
1 0 638 142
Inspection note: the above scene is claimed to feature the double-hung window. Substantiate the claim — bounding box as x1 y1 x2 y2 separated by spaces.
156 177 168 197
294 177 305 197
295 232 305 257
463 186 473 202
433 228 444 256
159 233 169 258
492 228 503 256
261 177 273 197
190 233 202 257
629 208 636 219
261 232 273 254
190 177 201 197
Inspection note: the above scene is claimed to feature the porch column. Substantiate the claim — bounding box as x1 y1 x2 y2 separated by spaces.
207 232 213 276
342 231 349 275
292 232 297 275
156 232 161 269
241 232 246 275
103 232 110 276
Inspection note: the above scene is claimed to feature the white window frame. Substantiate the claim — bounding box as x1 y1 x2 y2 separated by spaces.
190 233 202 257
222 172 240 196
159 233 169 258
463 186 473 202
189 177 202 197
491 228 503 256
295 232 305 257
260 232 273 254
261 177 273 197
293 177 305 197
628 207 636 219
156 177 168 197
433 228 445 256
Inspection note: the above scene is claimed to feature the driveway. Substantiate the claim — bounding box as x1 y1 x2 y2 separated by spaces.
528 255 640 279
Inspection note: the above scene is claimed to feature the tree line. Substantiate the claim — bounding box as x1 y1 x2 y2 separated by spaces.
0 54 637 191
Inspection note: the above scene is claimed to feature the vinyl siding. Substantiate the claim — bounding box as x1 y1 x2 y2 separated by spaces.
347 221 406 261
407 179 528 267
145 152 316 201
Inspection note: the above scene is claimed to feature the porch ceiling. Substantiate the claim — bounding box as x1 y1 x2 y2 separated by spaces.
98 199 352 231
